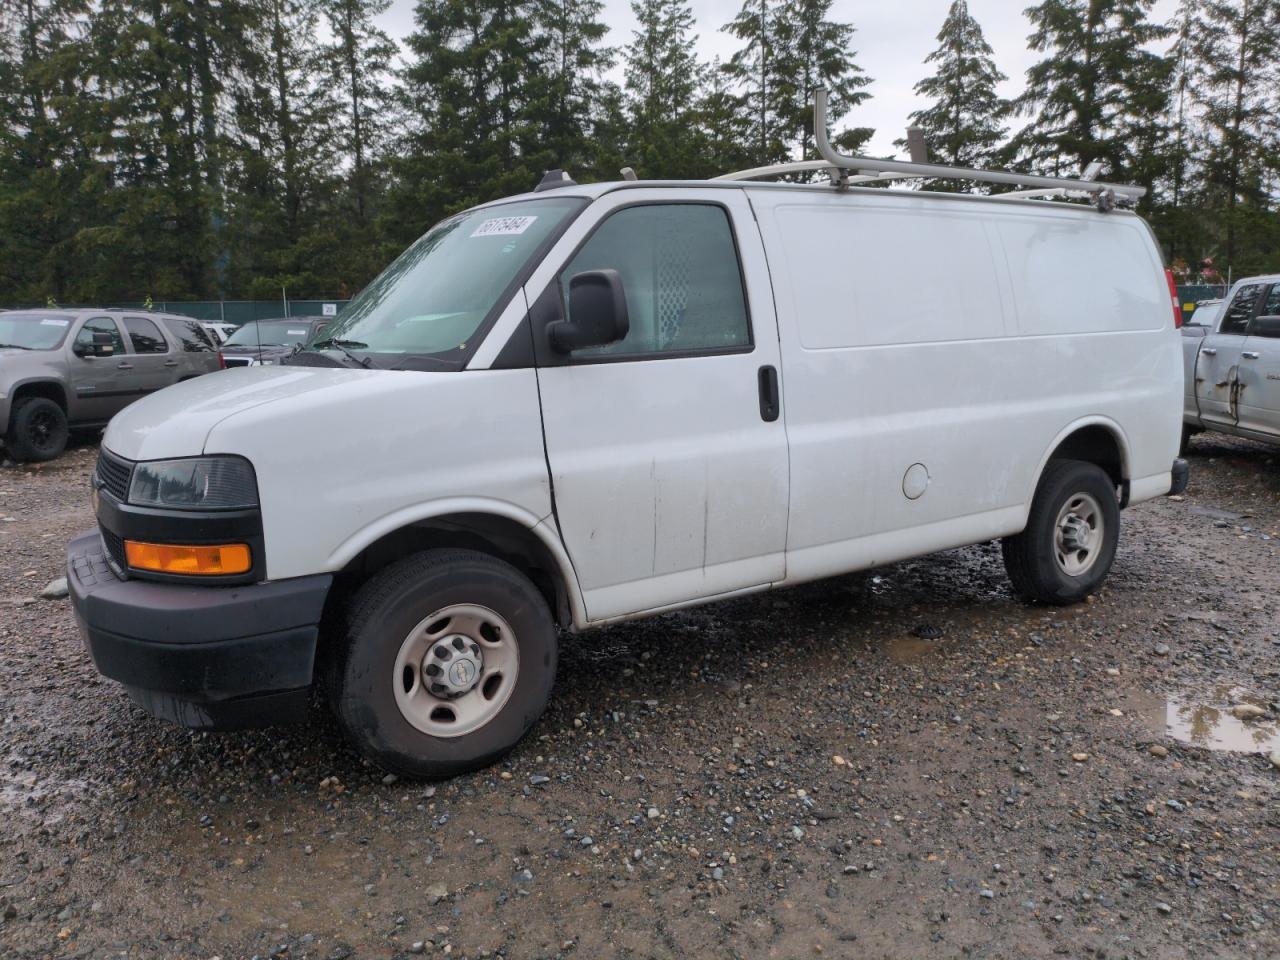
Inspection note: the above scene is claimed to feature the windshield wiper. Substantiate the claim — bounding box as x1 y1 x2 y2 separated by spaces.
309 337 373 369
0 343 31 350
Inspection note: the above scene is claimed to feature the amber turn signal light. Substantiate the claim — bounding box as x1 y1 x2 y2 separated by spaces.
124 541 251 576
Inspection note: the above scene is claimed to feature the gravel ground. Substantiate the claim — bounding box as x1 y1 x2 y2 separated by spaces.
1 434 1278 960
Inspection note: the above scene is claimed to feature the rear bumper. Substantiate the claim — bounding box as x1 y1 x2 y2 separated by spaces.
1169 457 1190 496
67 530 331 730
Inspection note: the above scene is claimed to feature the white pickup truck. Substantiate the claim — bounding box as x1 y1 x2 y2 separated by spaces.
1182 276 1280 451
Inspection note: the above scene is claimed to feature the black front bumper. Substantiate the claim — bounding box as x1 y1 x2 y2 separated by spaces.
68 530 332 730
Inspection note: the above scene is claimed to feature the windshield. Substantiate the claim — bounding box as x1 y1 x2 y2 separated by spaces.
223 321 315 348
315 197 585 365
0 312 75 350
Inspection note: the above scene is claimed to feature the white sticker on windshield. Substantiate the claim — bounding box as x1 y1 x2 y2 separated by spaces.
287 329 306 335
471 216 537 238
40 318 70 326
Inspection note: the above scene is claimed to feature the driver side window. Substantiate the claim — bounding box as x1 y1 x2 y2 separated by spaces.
559 203 752 358
76 317 125 355
1219 284 1263 336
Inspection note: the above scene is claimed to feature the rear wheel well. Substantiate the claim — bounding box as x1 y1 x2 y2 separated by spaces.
329 514 572 630
1045 425 1126 491
11 381 68 417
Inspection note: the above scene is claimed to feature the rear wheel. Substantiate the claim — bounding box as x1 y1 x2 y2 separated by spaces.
330 549 558 779
1002 460 1120 605
6 397 69 462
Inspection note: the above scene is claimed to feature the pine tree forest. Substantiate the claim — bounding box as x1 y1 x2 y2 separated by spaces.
1 0 1277 304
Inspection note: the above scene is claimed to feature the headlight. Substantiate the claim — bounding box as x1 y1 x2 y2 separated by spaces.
127 456 258 510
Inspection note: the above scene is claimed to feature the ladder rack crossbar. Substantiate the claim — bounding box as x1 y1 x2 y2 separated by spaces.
811 88 1145 201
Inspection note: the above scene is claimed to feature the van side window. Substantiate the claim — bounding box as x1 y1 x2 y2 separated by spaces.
1219 284 1263 336
76 317 126 355
560 204 750 358
124 316 169 354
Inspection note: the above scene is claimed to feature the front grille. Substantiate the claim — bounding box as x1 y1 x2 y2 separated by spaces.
222 356 252 367
100 527 126 571
95 448 133 501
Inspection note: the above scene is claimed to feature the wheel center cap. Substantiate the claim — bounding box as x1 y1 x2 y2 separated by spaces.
449 659 476 687
1062 515 1091 550
424 634 484 699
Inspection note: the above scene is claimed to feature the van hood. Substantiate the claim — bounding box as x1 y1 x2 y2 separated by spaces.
102 366 388 461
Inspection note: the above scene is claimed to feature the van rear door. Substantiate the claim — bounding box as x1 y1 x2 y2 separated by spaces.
529 189 789 622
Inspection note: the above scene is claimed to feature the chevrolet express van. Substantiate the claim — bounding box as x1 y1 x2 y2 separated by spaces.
68 154 1188 777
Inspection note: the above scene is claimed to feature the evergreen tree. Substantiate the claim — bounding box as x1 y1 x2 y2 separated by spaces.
532 0 613 175
699 57 756 176
0 0 98 302
319 0 399 225
722 0 870 166
1189 0 1280 269
903 0 1009 170
392 0 546 245
623 0 705 177
1013 0 1171 183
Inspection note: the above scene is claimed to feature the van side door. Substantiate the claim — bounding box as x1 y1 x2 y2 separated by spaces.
1236 283 1280 440
528 190 789 622
1195 283 1263 429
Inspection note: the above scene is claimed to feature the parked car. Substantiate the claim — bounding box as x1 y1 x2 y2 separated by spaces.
68 171 1185 778
201 321 238 345
219 317 329 366
0 309 221 461
1182 275 1280 451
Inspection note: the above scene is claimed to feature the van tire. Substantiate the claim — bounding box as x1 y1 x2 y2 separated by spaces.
6 397 69 462
330 549 557 779
1002 460 1120 605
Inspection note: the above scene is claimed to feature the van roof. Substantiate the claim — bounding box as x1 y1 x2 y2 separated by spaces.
473 178 1145 220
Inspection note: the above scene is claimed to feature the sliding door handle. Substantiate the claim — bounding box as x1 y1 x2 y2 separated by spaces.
758 365 780 422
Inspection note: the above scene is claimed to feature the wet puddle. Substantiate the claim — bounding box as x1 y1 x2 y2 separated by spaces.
884 636 940 663
1139 687 1278 754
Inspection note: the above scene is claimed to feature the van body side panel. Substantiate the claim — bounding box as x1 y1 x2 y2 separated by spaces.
197 368 555 582
749 190 1179 585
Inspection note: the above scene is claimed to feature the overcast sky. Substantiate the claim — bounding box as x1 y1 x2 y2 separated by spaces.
374 0 1179 159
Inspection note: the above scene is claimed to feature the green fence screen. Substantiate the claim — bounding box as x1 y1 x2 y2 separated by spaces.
4 300 351 325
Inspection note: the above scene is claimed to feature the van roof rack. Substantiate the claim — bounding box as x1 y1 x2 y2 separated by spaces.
715 89 1145 213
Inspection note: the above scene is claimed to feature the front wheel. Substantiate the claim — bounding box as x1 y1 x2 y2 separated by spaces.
329 549 558 779
1002 460 1120 605
6 397 69 462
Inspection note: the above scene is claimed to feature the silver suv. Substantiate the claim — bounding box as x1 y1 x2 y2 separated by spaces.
0 308 222 462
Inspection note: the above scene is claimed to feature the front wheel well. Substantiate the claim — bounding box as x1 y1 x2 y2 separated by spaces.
11 381 68 416
330 514 573 630
1044 425 1126 493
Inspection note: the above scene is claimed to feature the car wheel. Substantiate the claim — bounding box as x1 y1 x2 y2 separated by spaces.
1002 460 1120 605
6 397 69 462
330 549 558 779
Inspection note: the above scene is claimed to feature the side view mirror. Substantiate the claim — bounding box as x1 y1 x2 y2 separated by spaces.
73 331 115 358
548 269 629 354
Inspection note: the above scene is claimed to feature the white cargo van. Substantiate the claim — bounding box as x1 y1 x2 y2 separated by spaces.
68 99 1187 777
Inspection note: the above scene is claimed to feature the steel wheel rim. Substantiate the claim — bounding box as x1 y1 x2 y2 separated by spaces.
1054 492 1104 577
392 603 519 738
